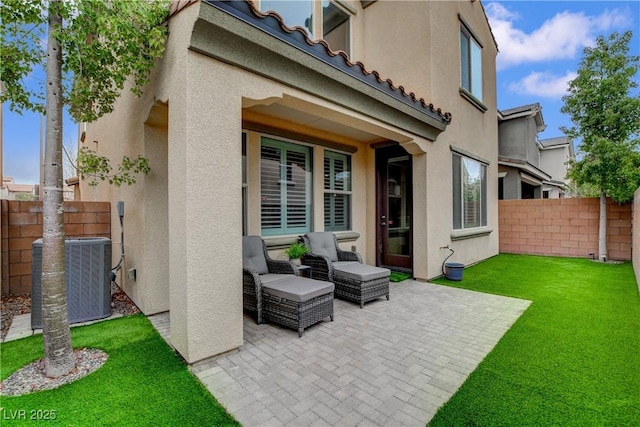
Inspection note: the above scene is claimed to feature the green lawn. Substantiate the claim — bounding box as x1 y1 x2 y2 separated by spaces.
0 314 239 426
429 254 640 426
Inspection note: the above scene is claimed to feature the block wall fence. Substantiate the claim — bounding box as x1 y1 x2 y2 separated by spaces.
1 198 637 295
1 200 111 296
499 198 632 260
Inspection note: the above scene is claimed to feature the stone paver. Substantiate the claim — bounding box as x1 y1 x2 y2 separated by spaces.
149 280 530 426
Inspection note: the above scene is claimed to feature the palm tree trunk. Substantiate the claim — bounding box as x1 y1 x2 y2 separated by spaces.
42 2 75 378
598 189 608 262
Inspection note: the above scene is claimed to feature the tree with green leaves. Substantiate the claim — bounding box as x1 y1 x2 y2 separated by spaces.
1 0 168 377
561 31 640 262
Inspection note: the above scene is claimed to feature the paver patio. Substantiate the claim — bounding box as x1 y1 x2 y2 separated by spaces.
151 280 531 426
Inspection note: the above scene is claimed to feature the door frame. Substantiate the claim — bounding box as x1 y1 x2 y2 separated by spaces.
375 143 413 272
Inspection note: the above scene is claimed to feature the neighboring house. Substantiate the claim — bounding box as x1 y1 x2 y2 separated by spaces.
0 177 74 201
0 177 36 200
539 136 575 198
65 176 81 201
498 103 572 199
81 0 499 363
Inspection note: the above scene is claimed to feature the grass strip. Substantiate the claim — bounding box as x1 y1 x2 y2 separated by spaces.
0 314 239 426
429 254 640 426
389 271 412 282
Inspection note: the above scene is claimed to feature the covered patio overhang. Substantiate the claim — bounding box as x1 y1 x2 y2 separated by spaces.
498 157 552 184
166 0 452 364
242 93 435 155
193 0 451 143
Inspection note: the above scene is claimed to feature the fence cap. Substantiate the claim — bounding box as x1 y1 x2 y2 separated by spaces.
32 237 111 247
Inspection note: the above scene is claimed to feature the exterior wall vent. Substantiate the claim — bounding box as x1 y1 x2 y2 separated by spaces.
31 237 112 329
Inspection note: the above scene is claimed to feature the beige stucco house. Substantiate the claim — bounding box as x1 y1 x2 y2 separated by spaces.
80 0 499 364
498 103 574 199
539 136 575 198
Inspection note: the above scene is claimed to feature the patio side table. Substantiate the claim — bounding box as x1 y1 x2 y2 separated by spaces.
297 265 312 279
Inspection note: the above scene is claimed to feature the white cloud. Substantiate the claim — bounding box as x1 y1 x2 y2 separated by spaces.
508 71 578 99
486 2 632 70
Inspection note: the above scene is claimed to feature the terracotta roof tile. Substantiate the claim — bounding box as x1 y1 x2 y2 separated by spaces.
6 183 35 193
208 0 452 125
168 0 199 19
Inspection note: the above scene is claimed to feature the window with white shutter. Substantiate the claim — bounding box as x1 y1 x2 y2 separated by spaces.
324 150 351 231
260 137 312 235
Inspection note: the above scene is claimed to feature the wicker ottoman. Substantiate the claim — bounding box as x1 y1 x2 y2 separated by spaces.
332 264 390 308
262 277 334 337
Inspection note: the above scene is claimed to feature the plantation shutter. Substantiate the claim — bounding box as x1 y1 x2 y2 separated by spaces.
324 151 351 231
452 153 462 229
261 138 311 235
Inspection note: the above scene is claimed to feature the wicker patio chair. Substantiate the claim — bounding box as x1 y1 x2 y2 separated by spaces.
242 236 334 337
301 232 361 282
302 232 390 308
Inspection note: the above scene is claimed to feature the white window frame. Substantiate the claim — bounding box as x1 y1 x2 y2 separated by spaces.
453 152 487 230
460 23 483 103
242 132 248 235
258 0 352 55
323 149 352 231
260 136 313 236
321 0 352 55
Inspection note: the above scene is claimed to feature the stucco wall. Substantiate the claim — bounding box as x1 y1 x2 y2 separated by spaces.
425 0 500 277
356 0 499 278
498 119 529 161
633 187 640 293
499 165 523 200
81 0 502 362
540 147 568 182
1 200 111 296
80 4 236 363
499 198 632 260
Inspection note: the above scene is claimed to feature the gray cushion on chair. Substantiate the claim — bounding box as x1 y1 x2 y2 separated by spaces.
263 277 335 303
242 236 269 275
333 263 390 281
260 273 294 284
305 232 339 262
332 261 359 268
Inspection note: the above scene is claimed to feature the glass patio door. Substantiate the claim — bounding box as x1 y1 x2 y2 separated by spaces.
376 145 412 271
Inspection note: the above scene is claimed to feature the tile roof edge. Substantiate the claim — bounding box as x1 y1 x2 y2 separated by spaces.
168 0 199 20
213 0 452 125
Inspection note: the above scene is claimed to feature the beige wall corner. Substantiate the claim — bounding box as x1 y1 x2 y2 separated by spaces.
169 51 244 363
411 153 429 280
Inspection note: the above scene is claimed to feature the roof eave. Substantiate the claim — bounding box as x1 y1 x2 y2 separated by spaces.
197 0 450 137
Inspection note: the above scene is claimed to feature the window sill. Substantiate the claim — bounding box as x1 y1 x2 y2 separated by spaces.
451 227 493 241
263 230 360 249
459 88 488 112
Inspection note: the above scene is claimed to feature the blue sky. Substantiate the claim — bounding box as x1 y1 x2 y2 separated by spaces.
2 0 639 185
488 0 639 140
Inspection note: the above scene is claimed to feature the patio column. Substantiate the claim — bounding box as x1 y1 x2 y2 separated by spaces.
411 152 429 280
167 53 244 364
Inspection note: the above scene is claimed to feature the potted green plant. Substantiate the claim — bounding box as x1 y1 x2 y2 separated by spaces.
284 242 309 266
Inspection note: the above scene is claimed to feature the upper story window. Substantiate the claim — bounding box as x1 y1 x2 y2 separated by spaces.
259 0 351 55
322 1 350 54
260 0 314 35
452 152 487 230
460 23 483 102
